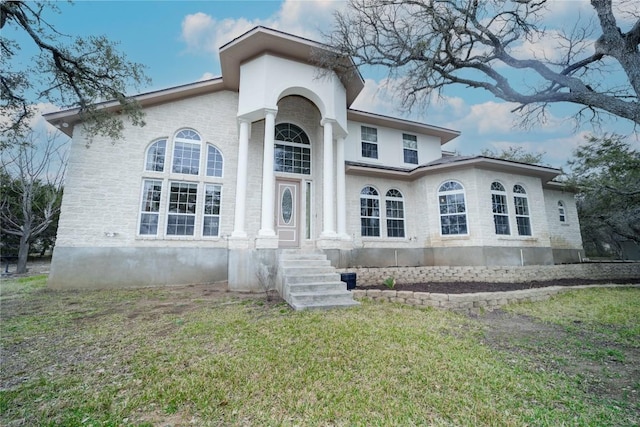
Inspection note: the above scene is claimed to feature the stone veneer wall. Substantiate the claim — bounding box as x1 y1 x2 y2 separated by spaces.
351 284 640 315
337 262 640 285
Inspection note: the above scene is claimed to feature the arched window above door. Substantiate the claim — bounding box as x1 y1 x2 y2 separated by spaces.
274 123 311 175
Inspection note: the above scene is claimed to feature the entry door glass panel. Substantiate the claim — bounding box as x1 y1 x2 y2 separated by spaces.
282 188 293 224
276 180 300 247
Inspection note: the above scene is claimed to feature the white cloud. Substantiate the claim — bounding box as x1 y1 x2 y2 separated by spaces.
450 101 520 134
181 13 255 53
180 0 343 57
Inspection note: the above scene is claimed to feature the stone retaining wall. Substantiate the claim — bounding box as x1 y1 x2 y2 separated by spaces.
352 284 640 315
338 262 640 286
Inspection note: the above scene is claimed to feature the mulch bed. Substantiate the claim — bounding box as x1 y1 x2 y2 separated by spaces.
361 277 640 294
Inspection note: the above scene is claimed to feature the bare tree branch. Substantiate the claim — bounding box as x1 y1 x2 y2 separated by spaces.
1 129 67 273
321 0 640 126
1 1 150 143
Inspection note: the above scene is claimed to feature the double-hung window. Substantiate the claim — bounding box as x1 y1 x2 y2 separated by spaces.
438 181 468 235
360 186 380 236
403 133 418 164
167 182 198 235
385 189 405 237
513 185 532 236
361 126 378 159
139 180 163 235
203 184 221 236
491 182 510 235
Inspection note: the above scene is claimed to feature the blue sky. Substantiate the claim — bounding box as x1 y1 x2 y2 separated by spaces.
13 0 639 169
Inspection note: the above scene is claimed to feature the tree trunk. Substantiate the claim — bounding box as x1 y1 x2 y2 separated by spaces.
16 229 30 274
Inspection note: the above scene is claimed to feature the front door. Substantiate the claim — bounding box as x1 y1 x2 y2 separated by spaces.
276 179 300 247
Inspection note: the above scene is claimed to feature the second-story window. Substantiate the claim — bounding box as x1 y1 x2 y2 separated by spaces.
361 126 378 159
403 133 418 164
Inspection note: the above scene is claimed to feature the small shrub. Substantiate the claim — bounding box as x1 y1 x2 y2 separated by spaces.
256 262 278 301
383 276 396 289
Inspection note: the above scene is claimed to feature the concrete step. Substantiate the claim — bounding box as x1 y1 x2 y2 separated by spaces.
290 300 360 311
282 265 335 275
287 281 347 293
289 290 357 306
278 250 358 311
280 259 331 268
280 253 327 261
284 272 341 284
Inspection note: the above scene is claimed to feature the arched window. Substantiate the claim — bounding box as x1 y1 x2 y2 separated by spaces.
274 123 311 174
491 182 510 235
139 128 226 238
385 189 405 237
513 185 531 235
360 186 380 236
438 181 467 235
145 139 166 172
172 129 201 175
558 201 566 223
206 144 223 177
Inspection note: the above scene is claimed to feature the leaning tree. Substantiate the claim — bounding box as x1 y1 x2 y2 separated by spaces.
324 0 640 126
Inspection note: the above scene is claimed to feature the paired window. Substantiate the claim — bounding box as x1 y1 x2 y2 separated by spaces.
438 181 468 235
274 123 311 174
361 126 378 159
360 186 406 237
558 201 566 223
360 128 420 165
489 182 535 236
491 182 510 235
139 128 224 237
403 133 418 164
513 185 532 236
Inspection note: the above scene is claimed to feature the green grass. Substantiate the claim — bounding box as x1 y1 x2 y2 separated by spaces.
505 287 640 347
1 277 638 426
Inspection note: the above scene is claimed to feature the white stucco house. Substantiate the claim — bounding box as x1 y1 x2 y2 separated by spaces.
44 27 584 301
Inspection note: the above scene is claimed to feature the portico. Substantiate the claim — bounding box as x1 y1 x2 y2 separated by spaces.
221 27 362 254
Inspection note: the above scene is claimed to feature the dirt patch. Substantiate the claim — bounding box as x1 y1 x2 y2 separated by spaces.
475 309 640 411
364 277 640 293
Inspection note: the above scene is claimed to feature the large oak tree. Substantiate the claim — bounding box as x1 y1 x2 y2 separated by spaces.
1 1 150 144
324 0 640 125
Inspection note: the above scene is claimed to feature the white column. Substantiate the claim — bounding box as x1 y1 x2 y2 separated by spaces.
232 119 250 238
259 109 277 236
336 135 347 238
321 118 336 237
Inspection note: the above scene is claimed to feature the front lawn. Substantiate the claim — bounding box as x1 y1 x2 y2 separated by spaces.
1 276 638 426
